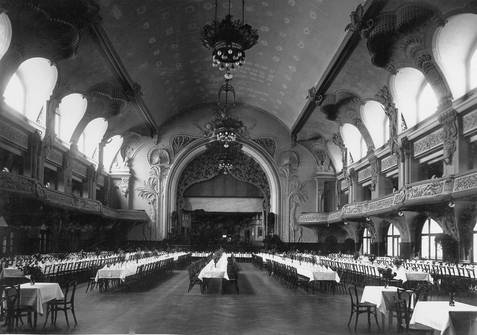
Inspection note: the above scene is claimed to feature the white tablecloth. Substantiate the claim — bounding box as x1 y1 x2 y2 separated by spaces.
198 254 229 281
394 267 433 283
95 255 174 282
19 282 64 314
257 253 340 283
0 267 24 279
410 301 477 335
360 285 399 315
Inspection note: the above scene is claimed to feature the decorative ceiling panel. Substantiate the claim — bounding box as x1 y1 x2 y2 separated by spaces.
98 0 363 128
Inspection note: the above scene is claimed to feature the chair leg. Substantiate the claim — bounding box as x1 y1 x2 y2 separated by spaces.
374 311 380 330
64 308 69 327
367 309 371 329
354 311 359 331
347 308 353 327
71 307 78 327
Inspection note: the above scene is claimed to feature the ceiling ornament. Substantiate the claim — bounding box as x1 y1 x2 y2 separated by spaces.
201 0 259 79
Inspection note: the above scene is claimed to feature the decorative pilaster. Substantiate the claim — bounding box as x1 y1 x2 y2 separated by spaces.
439 109 458 175
375 86 399 157
38 97 60 184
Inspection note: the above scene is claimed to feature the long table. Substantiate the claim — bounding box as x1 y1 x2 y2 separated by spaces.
198 253 229 281
95 252 187 282
257 253 340 283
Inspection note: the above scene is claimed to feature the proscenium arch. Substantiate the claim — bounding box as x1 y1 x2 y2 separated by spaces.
162 137 282 240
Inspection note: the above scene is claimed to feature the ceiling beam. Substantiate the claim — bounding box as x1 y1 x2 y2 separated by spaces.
291 0 388 142
89 22 160 136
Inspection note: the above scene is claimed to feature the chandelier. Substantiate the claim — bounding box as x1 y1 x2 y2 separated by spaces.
218 160 233 174
201 0 259 79
208 78 245 148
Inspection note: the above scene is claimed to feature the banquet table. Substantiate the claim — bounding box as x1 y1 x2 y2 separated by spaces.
0 267 24 279
198 253 229 281
410 301 477 335
95 254 178 282
394 267 433 283
360 285 400 315
19 282 64 314
257 253 340 283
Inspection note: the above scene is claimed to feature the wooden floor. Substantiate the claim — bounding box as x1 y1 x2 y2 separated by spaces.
11 263 473 334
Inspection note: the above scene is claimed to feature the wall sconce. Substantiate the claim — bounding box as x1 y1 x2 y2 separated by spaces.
366 217 371 222
398 211 404 217
448 200 455 208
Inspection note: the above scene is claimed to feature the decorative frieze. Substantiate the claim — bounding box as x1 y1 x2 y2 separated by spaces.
297 212 329 223
454 171 477 193
358 166 372 182
413 129 443 157
367 195 394 212
46 148 63 166
463 109 477 134
381 155 398 172
0 119 29 149
72 159 87 178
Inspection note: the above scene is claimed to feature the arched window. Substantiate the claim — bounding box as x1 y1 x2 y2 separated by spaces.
103 135 123 172
3 58 58 128
386 223 400 257
4 74 24 112
470 49 477 90
56 94 88 145
361 228 371 255
326 142 343 172
435 14 477 97
361 100 389 148
341 123 367 164
78 118 108 161
473 222 477 263
392 67 438 131
421 218 443 260
0 13 12 61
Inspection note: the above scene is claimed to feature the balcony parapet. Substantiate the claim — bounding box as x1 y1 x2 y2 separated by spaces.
298 170 477 225
0 171 149 222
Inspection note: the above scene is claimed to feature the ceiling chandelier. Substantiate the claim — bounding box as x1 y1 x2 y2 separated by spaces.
208 78 245 148
201 0 259 79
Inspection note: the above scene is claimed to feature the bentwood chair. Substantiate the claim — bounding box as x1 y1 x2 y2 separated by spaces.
5 285 37 330
347 285 380 331
44 280 78 328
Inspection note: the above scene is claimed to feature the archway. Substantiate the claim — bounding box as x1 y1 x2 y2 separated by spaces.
162 138 282 241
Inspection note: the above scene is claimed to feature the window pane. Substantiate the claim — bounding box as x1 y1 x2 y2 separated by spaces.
421 236 429 259
418 84 438 121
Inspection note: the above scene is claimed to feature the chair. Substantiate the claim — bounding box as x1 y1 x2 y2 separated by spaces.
43 280 78 328
226 261 239 294
347 285 380 331
187 266 203 293
4 285 37 330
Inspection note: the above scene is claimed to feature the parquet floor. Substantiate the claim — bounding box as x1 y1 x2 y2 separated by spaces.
10 263 475 335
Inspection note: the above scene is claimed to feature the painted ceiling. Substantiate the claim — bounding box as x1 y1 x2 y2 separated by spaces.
98 0 363 129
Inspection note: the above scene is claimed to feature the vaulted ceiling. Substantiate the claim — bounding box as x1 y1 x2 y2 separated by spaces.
98 0 363 128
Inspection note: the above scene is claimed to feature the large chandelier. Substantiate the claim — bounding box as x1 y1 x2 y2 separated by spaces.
201 0 259 79
208 78 245 148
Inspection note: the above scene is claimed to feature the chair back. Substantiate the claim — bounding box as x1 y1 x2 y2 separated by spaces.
63 280 77 305
348 285 359 306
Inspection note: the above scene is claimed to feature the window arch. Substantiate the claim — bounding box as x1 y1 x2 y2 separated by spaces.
421 218 443 260
0 13 12 61
341 123 367 164
470 49 477 90
386 223 400 257
361 228 371 255
3 58 58 127
392 67 438 132
78 118 108 161
361 100 389 148
103 135 123 172
55 94 88 145
435 13 477 98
